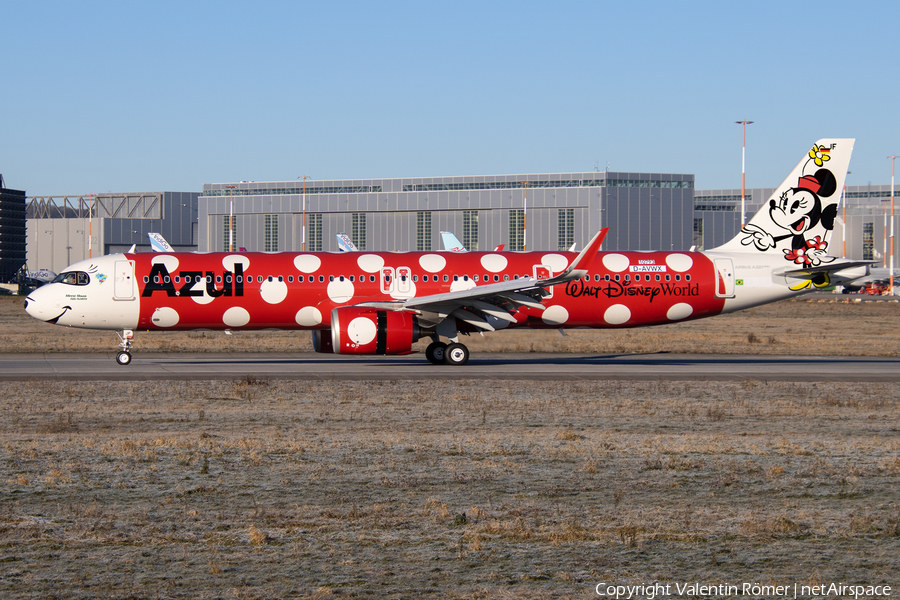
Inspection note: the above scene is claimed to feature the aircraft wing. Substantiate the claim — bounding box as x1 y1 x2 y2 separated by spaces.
396 228 607 330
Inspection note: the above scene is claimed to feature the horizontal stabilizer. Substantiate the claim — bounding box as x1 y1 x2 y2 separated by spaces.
780 259 876 278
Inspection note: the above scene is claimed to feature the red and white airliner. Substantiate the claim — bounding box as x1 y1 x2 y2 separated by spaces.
25 139 869 366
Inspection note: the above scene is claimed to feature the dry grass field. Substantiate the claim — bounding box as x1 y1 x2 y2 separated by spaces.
1 379 898 599
2 295 899 598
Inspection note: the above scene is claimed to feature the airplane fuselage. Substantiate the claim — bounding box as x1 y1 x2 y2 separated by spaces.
26 248 813 334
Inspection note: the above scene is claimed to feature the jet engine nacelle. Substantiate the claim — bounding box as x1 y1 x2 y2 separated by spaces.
311 330 335 353
331 307 421 355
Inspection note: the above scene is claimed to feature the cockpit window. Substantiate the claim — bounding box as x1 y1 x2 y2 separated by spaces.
52 271 90 286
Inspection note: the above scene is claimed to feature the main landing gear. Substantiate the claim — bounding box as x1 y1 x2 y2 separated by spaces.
115 330 134 366
425 340 470 366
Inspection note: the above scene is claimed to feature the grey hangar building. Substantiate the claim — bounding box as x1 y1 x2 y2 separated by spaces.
20 171 898 275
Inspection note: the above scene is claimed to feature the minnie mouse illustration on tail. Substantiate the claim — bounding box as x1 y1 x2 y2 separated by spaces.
740 144 839 267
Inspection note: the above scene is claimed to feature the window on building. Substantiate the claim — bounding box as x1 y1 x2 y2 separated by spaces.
416 211 432 251
558 208 574 251
863 222 874 260
223 215 237 252
509 209 525 251
692 218 704 250
308 213 323 251
264 214 278 252
463 210 478 251
352 213 366 251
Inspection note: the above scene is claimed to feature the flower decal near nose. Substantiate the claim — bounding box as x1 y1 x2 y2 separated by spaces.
97 273 107 284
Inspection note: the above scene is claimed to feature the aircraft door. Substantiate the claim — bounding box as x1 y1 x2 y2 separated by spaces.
114 260 136 300
533 265 553 298
714 258 735 298
396 266 412 294
380 267 394 294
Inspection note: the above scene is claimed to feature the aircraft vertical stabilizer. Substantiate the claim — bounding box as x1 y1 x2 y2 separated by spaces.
714 139 854 270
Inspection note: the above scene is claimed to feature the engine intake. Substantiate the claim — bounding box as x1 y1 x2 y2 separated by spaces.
331 307 421 355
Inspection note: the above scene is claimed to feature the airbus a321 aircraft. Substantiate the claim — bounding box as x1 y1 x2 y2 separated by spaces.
25 139 870 366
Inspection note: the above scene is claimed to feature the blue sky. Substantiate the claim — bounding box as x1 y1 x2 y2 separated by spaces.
3 1 898 196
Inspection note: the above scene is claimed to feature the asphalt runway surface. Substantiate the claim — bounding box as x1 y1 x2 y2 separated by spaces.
1 351 898 382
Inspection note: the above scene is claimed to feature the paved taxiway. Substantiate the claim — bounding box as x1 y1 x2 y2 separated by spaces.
0 352 897 382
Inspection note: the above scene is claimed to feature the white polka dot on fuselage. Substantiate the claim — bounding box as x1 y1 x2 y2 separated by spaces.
222 306 250 327
667 303 693 321
151 306 179 327
294 254 321 273
222 254 249 273
540 254 569 273
604 304 631 325
419 254 447 273
665 253 693 272
151 255 179 273
602 253 629 272
327 279 355 303
449 278 476 292
541 305 569 325
260 279 288 304
295 306 322 326
480 254 508 273
357 254 385 273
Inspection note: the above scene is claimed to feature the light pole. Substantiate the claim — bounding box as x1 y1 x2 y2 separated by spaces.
226 185 236 252
88 194 94 258
299 176 310 251
522 181 528 251
889 156 898 294
736 121 753 227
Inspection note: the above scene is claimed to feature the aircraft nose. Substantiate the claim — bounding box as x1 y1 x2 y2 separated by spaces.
24 294 44 320
24 289 58 322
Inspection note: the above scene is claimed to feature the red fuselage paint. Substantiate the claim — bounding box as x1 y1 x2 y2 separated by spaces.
132 250 725 331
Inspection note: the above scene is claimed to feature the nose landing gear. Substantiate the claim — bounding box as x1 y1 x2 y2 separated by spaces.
116 330 134 366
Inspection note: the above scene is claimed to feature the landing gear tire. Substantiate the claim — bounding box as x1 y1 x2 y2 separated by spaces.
445 342 469 366
116 351 132 366
426 341 448 365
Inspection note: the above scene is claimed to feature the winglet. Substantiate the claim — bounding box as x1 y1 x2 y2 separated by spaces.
565 227 607 276
536 228 608 288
